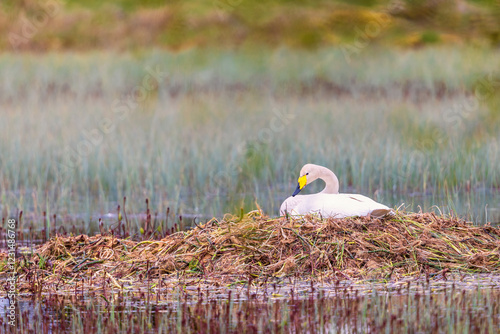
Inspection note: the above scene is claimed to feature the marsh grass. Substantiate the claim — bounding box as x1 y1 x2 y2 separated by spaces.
1 47 500 230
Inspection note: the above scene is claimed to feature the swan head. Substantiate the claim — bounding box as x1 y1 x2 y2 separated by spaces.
292 163 323 197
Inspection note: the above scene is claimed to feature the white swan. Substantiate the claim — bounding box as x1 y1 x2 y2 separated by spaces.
280 164 393 218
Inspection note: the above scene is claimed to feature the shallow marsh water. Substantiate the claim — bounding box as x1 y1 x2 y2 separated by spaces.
2 275 499 333
4 188 499 238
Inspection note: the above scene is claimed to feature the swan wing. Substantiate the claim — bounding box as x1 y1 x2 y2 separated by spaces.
294 193 391 218
342 194 388 207
279 196 304 216
342 194 393 217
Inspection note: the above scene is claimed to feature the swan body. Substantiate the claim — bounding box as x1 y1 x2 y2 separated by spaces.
280 164 392 218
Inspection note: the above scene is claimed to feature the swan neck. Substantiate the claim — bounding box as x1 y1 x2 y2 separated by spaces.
319 168 339 194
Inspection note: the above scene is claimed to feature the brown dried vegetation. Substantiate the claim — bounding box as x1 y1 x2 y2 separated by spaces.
12 211 500 293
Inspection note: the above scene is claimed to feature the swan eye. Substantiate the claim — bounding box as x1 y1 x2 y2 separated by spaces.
306 173 309 175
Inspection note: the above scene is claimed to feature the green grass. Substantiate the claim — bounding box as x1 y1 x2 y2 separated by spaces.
1 46 500 229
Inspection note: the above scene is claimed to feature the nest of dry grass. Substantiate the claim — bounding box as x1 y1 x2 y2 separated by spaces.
12 212 500 292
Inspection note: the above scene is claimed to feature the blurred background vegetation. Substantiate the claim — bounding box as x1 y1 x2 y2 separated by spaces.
1 0 500 230
1 0 499 51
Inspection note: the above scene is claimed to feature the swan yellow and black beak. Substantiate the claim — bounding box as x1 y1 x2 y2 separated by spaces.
292 174 307 197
